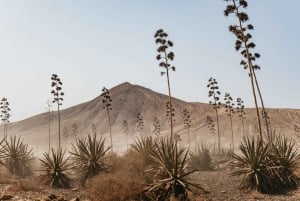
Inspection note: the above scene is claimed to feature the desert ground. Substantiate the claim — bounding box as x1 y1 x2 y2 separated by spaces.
1 155 300 201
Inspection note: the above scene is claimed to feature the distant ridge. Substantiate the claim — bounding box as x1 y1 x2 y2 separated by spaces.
7 82 300 154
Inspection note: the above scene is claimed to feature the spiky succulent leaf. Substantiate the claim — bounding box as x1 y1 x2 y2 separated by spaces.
69 135 110 185
39 148 71 188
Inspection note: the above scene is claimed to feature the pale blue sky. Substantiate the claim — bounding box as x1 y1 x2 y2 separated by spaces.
0 1 299 122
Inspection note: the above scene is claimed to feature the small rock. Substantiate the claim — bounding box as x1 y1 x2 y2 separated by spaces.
69 198 80 201
221 190 226 193
71 188 78 192
57 196 67 201
0 193 14 200
39 195 51 201
48 194 57 200
4 185 19 192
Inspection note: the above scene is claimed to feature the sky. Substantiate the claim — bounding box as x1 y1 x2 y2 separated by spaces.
0 0 299 122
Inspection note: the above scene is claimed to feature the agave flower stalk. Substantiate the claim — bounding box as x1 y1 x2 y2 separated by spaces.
101 87 113 153
181 108 191 149
154 29 176 141
0 97 11 138
224 92 235 152
51 74 64 149
236 97 246 136
207 77 222 152
224 0 268 142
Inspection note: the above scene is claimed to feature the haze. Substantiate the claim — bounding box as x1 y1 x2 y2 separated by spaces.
0 0 299 122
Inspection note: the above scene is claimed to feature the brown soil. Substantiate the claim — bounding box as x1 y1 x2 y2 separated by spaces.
1 158 300 201
192 169 300 201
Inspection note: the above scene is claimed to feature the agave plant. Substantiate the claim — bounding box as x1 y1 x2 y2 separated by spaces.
230 136 281 193
39 148 71 188
131 136 157 155
1 136 33 177
69 134 110 185
267 132 300 189
144 138 203 200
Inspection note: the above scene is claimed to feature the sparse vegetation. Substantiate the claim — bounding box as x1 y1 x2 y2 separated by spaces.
101 87 113 153
51 74 64 149
207 77 221 153
39 148 71 188
0 3 298 200
69 134 110 186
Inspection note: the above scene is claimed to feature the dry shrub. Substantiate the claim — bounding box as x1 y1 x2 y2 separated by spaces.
5 178 43 192
189 144 212 171
0 166 12 184
88 172 144 201
87 150 151 201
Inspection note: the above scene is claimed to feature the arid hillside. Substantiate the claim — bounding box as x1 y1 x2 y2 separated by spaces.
6 82 300 154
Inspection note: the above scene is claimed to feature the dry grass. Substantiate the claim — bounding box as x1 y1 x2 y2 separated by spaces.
0 166 12 184
5 178 43 192
86 150 152 201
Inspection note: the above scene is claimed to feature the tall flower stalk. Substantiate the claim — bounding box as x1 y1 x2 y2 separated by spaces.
224 0 267 142
224 93 235 152
154 29 176 141
181 108 191 149
101 87 113 153
0 98 11 138
207 77 221 152
46 100 52 153
51 74 64 149
236 97 246 136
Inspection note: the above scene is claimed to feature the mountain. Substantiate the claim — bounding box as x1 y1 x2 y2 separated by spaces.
6 82 300 155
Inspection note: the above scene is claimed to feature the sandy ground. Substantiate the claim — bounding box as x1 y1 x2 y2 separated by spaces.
193 169 300 201
1 164 300 201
